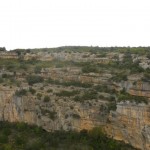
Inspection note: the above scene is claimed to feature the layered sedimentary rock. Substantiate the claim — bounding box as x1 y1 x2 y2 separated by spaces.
0 51 18 59
0 48 150 150
106 102 150 150
0 86 103 131
114 81 150 98
1 86 150 149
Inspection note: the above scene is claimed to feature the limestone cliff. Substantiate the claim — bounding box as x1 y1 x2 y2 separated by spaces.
106 102 150 150
113 81 150 98
0 86 104 131
1 47 150 150
1 86 150 150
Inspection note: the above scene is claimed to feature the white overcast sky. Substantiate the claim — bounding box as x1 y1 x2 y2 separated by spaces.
0 0 150 50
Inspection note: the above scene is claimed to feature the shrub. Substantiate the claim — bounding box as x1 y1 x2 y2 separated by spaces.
142 73 150 82
73 90 98 102
0 135 8 144
44 95 50 102
2 74 8 78
34 66 42 74
15 89 27 96
49 111 57 120
2 128 11 136
147 53 150 59
37 93 42 100
46 78 92 88
47 89 53 93
26 75 44 85
111 73 127 82
107 102 117 112
94 85 116 94
29 87 36 94
0 121 138 150
117 92 148 104
99 95 105 99
41 109 57 120
73 96 81 102
81 90 98 100
19 63 28 70
40 87 44 90
82 65 98 73
56 90 79 97
72 114 81 119
0 77 3 83
15 136 25 145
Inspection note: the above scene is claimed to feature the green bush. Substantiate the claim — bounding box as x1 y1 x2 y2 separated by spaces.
29 87 36 94
73 90 98 102
94 85 117 94
107 102 117 112
142 72 150 82
111 73 127 82
72 114 81 119
47 89 53 93
147 53 150 59
26 75 44 85
0 135 8 144
0 110 142 149
34 66 42 73
15 136 25 145
2 128 11 136
0 77 3 83
43 95 50 102
15 89 27 96
82 65 98 73
41 109 57 120
117 92 148 104
2 74 12 78
37 93 42 100
56 90 79 97
47 78 92 88
49 111 57 120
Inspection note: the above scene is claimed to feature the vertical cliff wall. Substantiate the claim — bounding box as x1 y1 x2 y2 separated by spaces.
106 102 150 150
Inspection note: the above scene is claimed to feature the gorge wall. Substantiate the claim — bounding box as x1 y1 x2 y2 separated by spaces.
1 47 150 150
0 86 150 150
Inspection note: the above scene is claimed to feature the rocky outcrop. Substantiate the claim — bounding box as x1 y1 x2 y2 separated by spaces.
106 102 150 150
0 51 18 59
0 86 104 131
113 81 150 98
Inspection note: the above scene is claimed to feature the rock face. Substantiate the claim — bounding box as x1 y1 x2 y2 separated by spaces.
114 81 150 98
129 82 150 98
23 52 115 63
1 86 150 150
0 86 104 131
0 51 18 59
106 102 150 150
